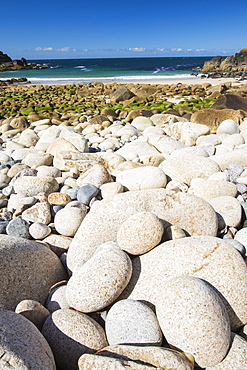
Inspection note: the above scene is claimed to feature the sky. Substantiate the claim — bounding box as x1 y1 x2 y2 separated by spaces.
1 0 247 60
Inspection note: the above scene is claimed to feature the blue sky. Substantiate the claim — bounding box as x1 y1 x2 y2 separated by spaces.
1 0 246 59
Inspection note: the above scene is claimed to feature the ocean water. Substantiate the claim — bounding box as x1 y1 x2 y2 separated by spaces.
0 56 211 84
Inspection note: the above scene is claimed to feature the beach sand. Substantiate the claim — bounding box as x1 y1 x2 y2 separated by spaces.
115 76 245 86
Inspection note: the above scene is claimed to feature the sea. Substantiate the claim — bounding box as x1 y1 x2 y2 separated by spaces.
0 56 212 84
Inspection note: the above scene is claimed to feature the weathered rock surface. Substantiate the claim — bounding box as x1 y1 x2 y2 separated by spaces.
67 189 218 270
95 345 194 370
211 94 247 111
105 299 162 346
0 310 56 369
160 155 220 185
66 243 132 312
156 276 231 368
42 308 108 370
117 212 164 255
120 236 247 330
116 166 167 190
201 48 247 72
206 333 247 370
0 235 67 310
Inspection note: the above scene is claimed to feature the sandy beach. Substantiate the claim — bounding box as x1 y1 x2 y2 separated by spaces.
111 76 246 87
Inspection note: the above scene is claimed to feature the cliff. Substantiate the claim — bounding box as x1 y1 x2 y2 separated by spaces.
201 48 247 72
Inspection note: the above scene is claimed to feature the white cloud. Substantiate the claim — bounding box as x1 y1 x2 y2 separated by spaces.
171 48 184 52
127 47 146 52
29 46 78 52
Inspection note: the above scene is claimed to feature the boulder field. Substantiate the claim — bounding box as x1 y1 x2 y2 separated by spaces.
0 82 247 369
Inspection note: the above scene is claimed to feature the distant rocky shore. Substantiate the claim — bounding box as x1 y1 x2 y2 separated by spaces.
0 51 49 73
199 48 247 80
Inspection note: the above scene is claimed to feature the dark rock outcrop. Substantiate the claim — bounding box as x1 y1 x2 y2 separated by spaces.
0 51 49 72
0 51 12 63
201 48 247 73
210 94 247 112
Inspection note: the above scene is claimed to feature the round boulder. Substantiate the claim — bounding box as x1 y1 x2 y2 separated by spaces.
0 310 56 369
105 299 162 346
121 236 247 330
116 166 167 191
66 243 132 312
42 308 108 370
117 212 164 255
14 176 59 196
15 299 50 330
0 235 67 310
156 276 231 368
54 206 87 236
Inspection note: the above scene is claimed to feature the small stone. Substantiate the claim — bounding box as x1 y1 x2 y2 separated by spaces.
117 212 164 255
188 179 238 200
105 299 162 346
216 119 240 135
6 217 31 239
66 243 132 312
29 222 51 239
234 228 247 248
46 284 70 313
227 163 244 183
0 221 8 233
116 166 167 191
43 233 72 254
30 118 51 127
18 128 39 147
15 299 50 330
20 196 37 206
66 187 79 200
14 176 59 196
37 165 61 178
132 116 154 131
41 308 108 370
77 164 112 188
23 152 53 168
0 198 8 208
156 276 231 368
208 196 242 228
54 206 87 236
78 354 158 369
77 184 99 205
224 239 246 257
48 192 71 206
22 202 52 225
98 140 116 151
100 182 124 199
0 152 11 164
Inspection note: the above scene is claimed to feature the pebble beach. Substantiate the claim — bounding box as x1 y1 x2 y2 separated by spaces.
1 78 247 370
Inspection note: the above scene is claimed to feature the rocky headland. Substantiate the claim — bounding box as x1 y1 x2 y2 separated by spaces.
0 50 49 73
1 80 247 369
200 48 247 80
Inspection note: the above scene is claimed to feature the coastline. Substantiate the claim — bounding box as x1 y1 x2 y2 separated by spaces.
18 76 247 87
